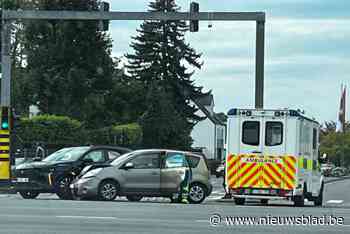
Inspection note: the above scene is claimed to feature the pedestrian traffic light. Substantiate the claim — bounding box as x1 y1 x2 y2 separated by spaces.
10 108 21 130
190 2 199 32
1 106 9 130
98 1 110 31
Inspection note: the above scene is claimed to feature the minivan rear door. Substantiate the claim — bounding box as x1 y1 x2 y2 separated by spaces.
160 152 188 195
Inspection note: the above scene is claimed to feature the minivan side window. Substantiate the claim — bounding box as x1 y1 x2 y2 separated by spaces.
265 122 283 146
242 121 260 146
164 152 188 168
186 155 200 168
129 154 160 169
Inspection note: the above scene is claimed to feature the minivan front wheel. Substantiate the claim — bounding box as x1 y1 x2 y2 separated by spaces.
98 180 118 201
126 195 143 202
188 183 206 204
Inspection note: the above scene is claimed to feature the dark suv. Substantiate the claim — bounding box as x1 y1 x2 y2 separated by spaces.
12 146 131 199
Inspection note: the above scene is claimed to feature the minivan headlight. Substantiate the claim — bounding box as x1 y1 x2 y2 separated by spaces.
82 168 102 178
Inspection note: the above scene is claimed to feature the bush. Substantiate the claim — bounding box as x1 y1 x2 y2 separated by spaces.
18 115 86 145
111 123 142 147
16 115 142 149
86 123 142 148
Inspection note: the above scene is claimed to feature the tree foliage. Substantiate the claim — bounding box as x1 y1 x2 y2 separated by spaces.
126 0 207 149
140 84 192 149
320 121 350 167
11 0 118 128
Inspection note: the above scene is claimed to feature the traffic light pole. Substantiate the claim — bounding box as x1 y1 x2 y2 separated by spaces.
1 19 11 107
2 9 266 109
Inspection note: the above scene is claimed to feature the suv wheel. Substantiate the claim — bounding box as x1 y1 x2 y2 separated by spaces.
19 191 40 199
98 180 118 201
188 183 206 204
126 195 143 202
56 176 73 200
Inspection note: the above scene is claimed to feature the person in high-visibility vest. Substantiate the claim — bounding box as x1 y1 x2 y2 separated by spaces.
178 158 192 204
168 153 192 204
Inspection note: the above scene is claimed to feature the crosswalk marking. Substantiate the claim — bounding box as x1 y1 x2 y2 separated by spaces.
326 200 344 204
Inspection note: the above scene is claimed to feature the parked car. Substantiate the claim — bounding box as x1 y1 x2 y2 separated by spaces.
320 164 334 177
70 149 212 203
12 145 131 199
215 161 225 178
331 167 348 177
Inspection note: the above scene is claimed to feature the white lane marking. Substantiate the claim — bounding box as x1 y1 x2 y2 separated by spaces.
56 215 117 220
326 200 344 204
196 220 209 223
211 190 224 194
207 195 224 200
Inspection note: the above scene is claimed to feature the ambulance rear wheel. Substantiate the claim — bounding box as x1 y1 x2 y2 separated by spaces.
261 199 268 205
293 194 305 207
234 198 245 205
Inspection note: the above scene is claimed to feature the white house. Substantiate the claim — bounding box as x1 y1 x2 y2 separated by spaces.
191 94 226 160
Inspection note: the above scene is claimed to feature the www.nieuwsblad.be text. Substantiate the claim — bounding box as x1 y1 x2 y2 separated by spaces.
209 214 344 226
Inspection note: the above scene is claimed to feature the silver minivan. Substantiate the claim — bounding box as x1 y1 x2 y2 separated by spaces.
70 149 212 203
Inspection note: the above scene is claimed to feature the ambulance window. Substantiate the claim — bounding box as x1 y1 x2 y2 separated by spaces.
265 122 283 146
242 121 260 146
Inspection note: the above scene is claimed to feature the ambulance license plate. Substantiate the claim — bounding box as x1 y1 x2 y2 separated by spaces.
17 178 29 183
252 189 269 195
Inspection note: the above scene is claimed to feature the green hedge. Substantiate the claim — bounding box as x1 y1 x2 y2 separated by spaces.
17 115 142 148
18 115 86 144
87 123 142 147
112 123 143 146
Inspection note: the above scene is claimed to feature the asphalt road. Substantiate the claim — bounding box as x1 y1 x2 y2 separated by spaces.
0 178 349 234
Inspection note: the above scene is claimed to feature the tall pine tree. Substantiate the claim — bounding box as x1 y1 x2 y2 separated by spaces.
126 0 207 149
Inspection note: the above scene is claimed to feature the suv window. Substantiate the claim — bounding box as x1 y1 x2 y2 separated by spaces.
83 150 105 163
129 154 160 169
164 152 188 168
265 122 283 146
186 155 200 168
242 121 260 146
108 151 121 161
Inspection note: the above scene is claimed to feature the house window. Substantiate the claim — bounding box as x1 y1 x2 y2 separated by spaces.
265 122 283 146
242 121 260 146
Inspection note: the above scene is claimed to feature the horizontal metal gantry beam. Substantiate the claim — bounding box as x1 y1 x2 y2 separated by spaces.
1 10 265 109
2 10 265 22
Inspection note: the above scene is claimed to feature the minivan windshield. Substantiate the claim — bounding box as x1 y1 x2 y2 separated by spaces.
110 152 135 166
43 147 90 162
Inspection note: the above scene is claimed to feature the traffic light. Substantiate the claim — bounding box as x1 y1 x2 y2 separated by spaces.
98 1 110 31
1 106 9 130
190 2 199 32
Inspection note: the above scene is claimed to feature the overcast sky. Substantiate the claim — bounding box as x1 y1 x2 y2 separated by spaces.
106 0 350 123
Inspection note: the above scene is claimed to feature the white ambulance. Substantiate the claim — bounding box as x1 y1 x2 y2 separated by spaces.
225 108 324 206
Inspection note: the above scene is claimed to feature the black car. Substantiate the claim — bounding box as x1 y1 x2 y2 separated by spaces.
12 145 131 199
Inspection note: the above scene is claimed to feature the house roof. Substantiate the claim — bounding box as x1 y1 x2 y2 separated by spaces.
192 95 226 126
195 94 214 106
